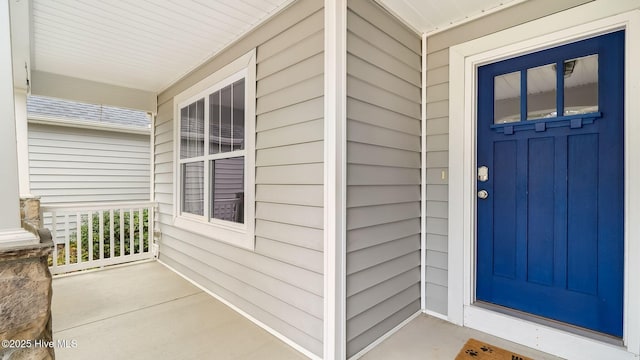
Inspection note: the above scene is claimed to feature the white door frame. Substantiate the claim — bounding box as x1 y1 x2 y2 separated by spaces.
447 2 640 359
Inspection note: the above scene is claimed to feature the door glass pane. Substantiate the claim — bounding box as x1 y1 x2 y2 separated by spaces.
182 162 204 216
527 63 556 120
180 99 204 159
494 71 520 124
564 54 598 115
232 79 245 150
211 157 245 224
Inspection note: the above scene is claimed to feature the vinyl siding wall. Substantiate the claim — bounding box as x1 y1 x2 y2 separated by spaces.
28 123 150 204
154 0 324 356
345 0 422 357
423 0 594 317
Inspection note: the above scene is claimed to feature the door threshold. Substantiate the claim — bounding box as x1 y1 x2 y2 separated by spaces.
473 301 623 347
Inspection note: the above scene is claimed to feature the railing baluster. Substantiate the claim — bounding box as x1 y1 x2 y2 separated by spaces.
65 214 70 266
129 209 134 256
139 208 144 254
109 209 115 258
88 210 93 262
51 211 58 269
99 210 104 260
119 209 124 257
149 206 154 256
76 212 82 264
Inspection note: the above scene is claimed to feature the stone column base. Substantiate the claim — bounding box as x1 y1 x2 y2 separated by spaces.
0 229 54 360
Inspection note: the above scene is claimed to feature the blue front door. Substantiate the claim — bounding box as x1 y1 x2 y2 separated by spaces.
476 31 624 337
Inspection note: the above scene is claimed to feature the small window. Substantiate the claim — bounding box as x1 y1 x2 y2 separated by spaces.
491 54 599 130
174 50 256 249
527 63 556 120
494 71 520 124
564 54 598 115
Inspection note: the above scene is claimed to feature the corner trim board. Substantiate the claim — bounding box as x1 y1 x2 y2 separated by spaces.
149 112 155 202
324 0 347 359
420 32 427 312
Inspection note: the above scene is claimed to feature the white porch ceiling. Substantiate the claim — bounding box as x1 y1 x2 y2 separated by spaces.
377 0 526 34
28 0 526 95
31 0 293 92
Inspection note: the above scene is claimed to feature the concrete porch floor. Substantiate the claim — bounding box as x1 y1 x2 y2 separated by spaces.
51 261 562 359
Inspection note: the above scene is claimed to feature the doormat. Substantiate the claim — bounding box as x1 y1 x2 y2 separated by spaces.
455 338 533 360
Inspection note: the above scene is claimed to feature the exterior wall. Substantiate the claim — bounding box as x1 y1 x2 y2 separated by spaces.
345 0 421 356
423 0 594 316
154 0 324 356
28 123 150 204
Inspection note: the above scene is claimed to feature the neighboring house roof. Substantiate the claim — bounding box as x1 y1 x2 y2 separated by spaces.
27 95 150 129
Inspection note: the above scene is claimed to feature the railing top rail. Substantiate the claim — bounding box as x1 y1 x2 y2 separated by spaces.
41 201 157 212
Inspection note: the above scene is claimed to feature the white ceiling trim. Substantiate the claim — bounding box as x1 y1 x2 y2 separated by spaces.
424 0 528 36
156 0 298 94
30 0 297 93
376 0 528 36
372 0 421 34
27 0 535 97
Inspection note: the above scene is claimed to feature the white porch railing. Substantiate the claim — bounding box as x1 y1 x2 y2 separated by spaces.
40 201 156 275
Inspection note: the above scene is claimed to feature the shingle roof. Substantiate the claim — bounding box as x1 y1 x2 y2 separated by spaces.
27 96 150 128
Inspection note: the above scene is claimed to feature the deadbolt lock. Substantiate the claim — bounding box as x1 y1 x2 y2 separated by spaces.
478 166 489 182
478 190 489 199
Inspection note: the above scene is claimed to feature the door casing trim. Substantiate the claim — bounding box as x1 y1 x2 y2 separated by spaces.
447 2 640 359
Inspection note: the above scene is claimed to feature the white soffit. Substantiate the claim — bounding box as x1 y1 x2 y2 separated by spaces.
377 0 527 34
30 0 292 92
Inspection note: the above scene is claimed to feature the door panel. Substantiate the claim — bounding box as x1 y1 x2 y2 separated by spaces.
492 140 517 279
527 137 555 286
476 31 624 337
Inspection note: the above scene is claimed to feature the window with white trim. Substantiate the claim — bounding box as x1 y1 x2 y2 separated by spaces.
174 50 256 249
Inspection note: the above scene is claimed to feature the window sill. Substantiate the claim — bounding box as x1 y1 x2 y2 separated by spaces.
173 215 255 250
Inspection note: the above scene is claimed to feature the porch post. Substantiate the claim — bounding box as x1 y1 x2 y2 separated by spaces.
9 0 32 197
0 0 36 245
14 89 31 196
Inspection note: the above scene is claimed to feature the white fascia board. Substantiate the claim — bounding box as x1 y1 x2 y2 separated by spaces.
30 70 157 113
28 115 150 135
